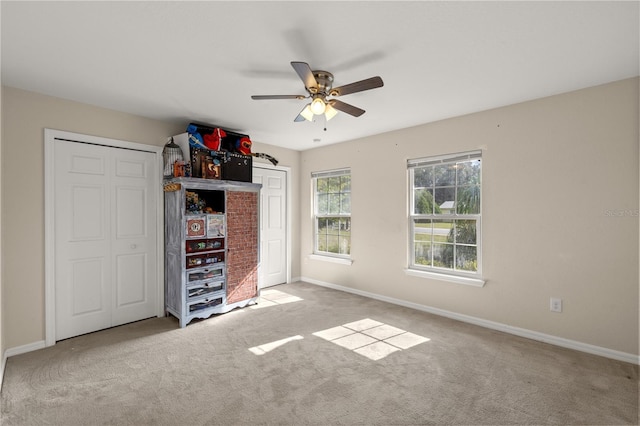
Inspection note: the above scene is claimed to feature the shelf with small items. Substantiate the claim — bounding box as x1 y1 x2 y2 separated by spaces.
164 175 261 328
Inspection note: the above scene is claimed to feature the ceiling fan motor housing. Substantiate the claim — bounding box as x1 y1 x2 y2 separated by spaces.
310 71 334 95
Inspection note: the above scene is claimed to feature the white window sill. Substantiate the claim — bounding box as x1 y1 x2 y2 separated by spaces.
309 254 353 266
404 268 485 287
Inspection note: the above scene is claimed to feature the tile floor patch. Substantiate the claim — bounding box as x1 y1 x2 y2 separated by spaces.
332 333 378 350
385 332 430 349
342 318 384 332
313 318 430 361
354 341 401 361
361 324 406 340
313 326 355 341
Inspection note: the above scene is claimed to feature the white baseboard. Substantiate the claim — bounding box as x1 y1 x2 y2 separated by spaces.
1 340 46 391
2 279 636 386
5 340 46 358
300 277 640 365
0 352 5 392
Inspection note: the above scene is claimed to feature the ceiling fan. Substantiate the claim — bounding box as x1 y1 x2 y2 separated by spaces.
251 61 384 122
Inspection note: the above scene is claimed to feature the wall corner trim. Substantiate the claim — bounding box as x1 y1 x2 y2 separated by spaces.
2 339 47 390
300 277 639 365
5 340 46 359
0 352 5 392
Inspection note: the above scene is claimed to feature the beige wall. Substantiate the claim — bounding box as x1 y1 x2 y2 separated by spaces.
0 81 4 364
2 79 637 358
300 78 639 356
1 87 181 349
0 87 299 350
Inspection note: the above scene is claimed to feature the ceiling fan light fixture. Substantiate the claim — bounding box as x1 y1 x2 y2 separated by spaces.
310 96 326 115
300 104 314 121
324 103 338 121
251 61 383 122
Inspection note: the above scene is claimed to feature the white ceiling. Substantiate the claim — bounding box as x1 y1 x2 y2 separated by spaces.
2 1 638 151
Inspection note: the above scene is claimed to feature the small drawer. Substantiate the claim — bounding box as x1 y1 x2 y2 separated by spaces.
207 214 225 238
187 265 225 282
186 252 225 269
186 216 206 238
188 296 224 313
185 238 225 253
187 280 224 301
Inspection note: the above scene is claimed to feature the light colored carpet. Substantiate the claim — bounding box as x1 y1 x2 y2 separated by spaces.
1 281 638 425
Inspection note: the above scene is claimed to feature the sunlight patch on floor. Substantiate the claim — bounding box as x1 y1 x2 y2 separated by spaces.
250 289 303 309
313 318 430 361
248 335 304 355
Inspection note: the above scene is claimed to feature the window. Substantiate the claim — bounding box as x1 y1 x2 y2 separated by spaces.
313 168 351 257
408 151 481 279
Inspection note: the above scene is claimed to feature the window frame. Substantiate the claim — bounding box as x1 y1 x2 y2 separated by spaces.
407 151 483 282
312 168 352 259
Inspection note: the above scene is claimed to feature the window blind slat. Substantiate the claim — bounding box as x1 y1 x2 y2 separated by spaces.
311 168 350 178
407 150 481 168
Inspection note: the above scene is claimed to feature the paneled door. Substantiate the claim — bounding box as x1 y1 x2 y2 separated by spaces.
54 140 158 340
253 167 287 288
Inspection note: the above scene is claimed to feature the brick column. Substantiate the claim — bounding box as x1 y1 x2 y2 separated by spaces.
226 191 258 304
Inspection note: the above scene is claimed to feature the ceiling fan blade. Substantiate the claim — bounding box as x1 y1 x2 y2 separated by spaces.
329 99 366 117
330 76 384 97
251 95 305 100
291 61 318 92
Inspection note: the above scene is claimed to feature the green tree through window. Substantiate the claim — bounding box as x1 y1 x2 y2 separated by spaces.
409 152 481 277
313 169 351 256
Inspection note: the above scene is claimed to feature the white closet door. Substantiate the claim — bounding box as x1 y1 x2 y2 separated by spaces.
54 141 111 339
54 140 157 340
110 149 158 326
253 167 287 288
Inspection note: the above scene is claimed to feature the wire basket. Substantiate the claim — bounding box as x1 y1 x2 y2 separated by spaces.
163 137 184 178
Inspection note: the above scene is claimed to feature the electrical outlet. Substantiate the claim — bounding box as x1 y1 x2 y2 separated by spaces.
550 297 562 313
